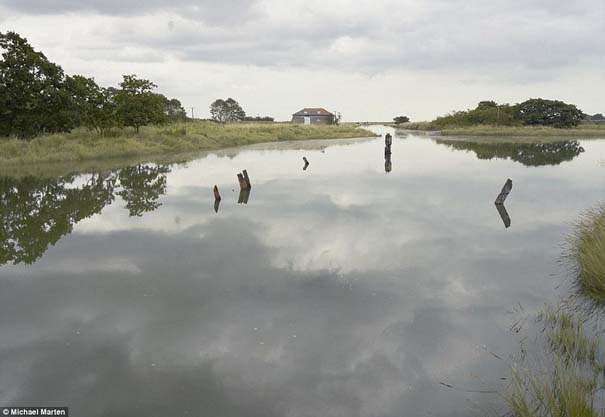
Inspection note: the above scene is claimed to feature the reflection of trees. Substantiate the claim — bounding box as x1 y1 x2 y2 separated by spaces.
437 140 584 166
0 164 169 265
118 165 170 216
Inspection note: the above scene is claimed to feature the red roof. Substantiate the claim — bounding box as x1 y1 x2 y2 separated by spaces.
293 108 334 116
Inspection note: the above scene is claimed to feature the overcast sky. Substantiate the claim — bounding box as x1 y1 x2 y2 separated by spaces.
1 0 603 121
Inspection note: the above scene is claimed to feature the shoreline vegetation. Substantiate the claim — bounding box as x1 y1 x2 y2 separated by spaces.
0 121 376 167
389 98 605 142
0 31 374 171
570 206 605 306
506 207 605 417
395 122 605 140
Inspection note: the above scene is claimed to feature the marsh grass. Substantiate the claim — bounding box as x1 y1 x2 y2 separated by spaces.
440 123 605 138
0 121 375 166
508 307 605 417
570 207 605 306
392 121 439 131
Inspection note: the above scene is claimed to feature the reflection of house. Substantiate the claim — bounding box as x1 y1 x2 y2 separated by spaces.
292 108 335 125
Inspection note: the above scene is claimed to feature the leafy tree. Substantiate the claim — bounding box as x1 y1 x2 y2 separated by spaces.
476 101 498 109
590 113 604 121
159 95 188 122
210 99 228 124
0 31 76 137
517 99 584 128
66 75 117 135
210 98 246 124
393 116 410 124
115 75 165 133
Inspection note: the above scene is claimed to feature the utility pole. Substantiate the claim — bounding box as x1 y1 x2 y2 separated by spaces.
191 107 195 120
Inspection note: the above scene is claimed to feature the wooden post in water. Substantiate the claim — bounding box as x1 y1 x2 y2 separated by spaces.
236 170 252 204
385 133 393 147
237 173 247 190
495 179 513 205
242 169 252 189
384 133 392 157
213 185 221 213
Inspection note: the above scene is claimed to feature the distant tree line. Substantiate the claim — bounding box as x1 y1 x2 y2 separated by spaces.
209 98 275 124
243 116 275 122
432 99 585 129
0 31 188 138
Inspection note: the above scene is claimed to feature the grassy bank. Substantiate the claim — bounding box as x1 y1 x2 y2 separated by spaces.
0 121 376 166
396 122 605 141
440 123 605 138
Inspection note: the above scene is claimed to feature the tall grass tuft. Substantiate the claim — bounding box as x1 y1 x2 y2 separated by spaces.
570 207 605 305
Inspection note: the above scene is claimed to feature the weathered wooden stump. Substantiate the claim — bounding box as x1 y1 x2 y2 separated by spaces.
495 179 513 205
242 169 252 189
237 173 247 190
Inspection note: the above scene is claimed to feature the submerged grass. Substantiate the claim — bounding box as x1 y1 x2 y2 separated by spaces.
508 306 605 417
0 121 375 166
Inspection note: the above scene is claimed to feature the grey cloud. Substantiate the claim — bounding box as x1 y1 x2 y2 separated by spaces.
91 0 605 78
3 0 604 79
3 0 259 22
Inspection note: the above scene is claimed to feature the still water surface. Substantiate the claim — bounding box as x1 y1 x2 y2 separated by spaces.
1 126 605 416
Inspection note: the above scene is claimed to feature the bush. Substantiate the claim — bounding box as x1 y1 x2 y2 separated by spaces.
517 98 584 128
393 116 410 124
431 98 585 129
